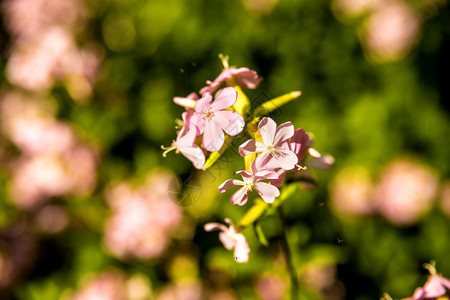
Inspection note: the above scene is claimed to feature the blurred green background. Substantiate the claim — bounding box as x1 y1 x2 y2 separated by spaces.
0 0 449 299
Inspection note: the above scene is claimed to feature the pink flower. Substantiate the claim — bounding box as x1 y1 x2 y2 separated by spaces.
161 122 205 170
200 67 262 95
218 160 280 205
190 87 245 152
402 274 450 300
239 117 298 170
204 218 250 263
270 128 310 187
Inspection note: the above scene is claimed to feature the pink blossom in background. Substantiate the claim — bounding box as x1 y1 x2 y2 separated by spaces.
218 160 280 205
190 87 245 152
204 218 250 263
373 159 438 226
329 167 375 218
104 172 182 260
200 67 262 95
156 281 204 300
300 261 346 300
5 28 101 101
2 0 101 102
0 91 99 209
2 0 86 40
9 145 98 209
34 205 69 234
363 0 420 62
255 274 288 300
67 270 128 300
239 117 298 171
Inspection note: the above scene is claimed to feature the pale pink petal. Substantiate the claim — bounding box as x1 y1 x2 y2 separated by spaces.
179 145 205 170
176 125 197 146
218 179 244 193
235 170 253 181
270 169 287 187
254 182 280 203
210 87 237 111
219 231 236 250
199 69 233 95
204 222 227 232
232 68 262 89
203 120 225 152
189 114 205 134
173 97 196 109
258 117 277 146
423 275 448 297
308 155 335 170
275 149 298 170
254 170 279 181
195 93 213 112
233 234 250 263
290 128 309 157
253 152 272 171
230 187 249 206
273 121 294 145
440 275 450 290
239 139 266 156
214 110 244 136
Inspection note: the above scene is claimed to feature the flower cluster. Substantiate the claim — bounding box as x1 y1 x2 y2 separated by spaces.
164 55 333 263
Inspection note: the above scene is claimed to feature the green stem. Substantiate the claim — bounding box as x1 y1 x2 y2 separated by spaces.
277 204 299 300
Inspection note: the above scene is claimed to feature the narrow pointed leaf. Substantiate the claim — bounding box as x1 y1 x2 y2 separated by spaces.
254 221 269 247
253 91 302 118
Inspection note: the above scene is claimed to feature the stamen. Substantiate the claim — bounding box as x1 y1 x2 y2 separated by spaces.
161 142 177 157
267 146 281 158
296 164 307 171
219 53 230 69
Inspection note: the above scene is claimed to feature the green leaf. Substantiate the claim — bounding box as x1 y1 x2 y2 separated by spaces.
254 220 269 247
253 91 302 118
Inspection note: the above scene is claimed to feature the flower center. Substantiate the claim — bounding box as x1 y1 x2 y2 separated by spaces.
243 181 254 192
267 145 281 157
202 108 215 120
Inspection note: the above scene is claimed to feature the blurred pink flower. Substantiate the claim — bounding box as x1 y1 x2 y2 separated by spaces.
255 274 288 300
67 270 128 300
6 27 101 101
2 0 87 40
200 67 262 95
363 0 420 62
190 87 244 152
204 218 250 263
373 159 438 226
329 167 375 218
156 281 203 300
104 172 182 260
218 160 280 205
239 117 298 171
9 145 98 209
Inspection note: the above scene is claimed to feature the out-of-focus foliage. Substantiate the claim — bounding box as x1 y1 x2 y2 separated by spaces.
0 0 449 299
